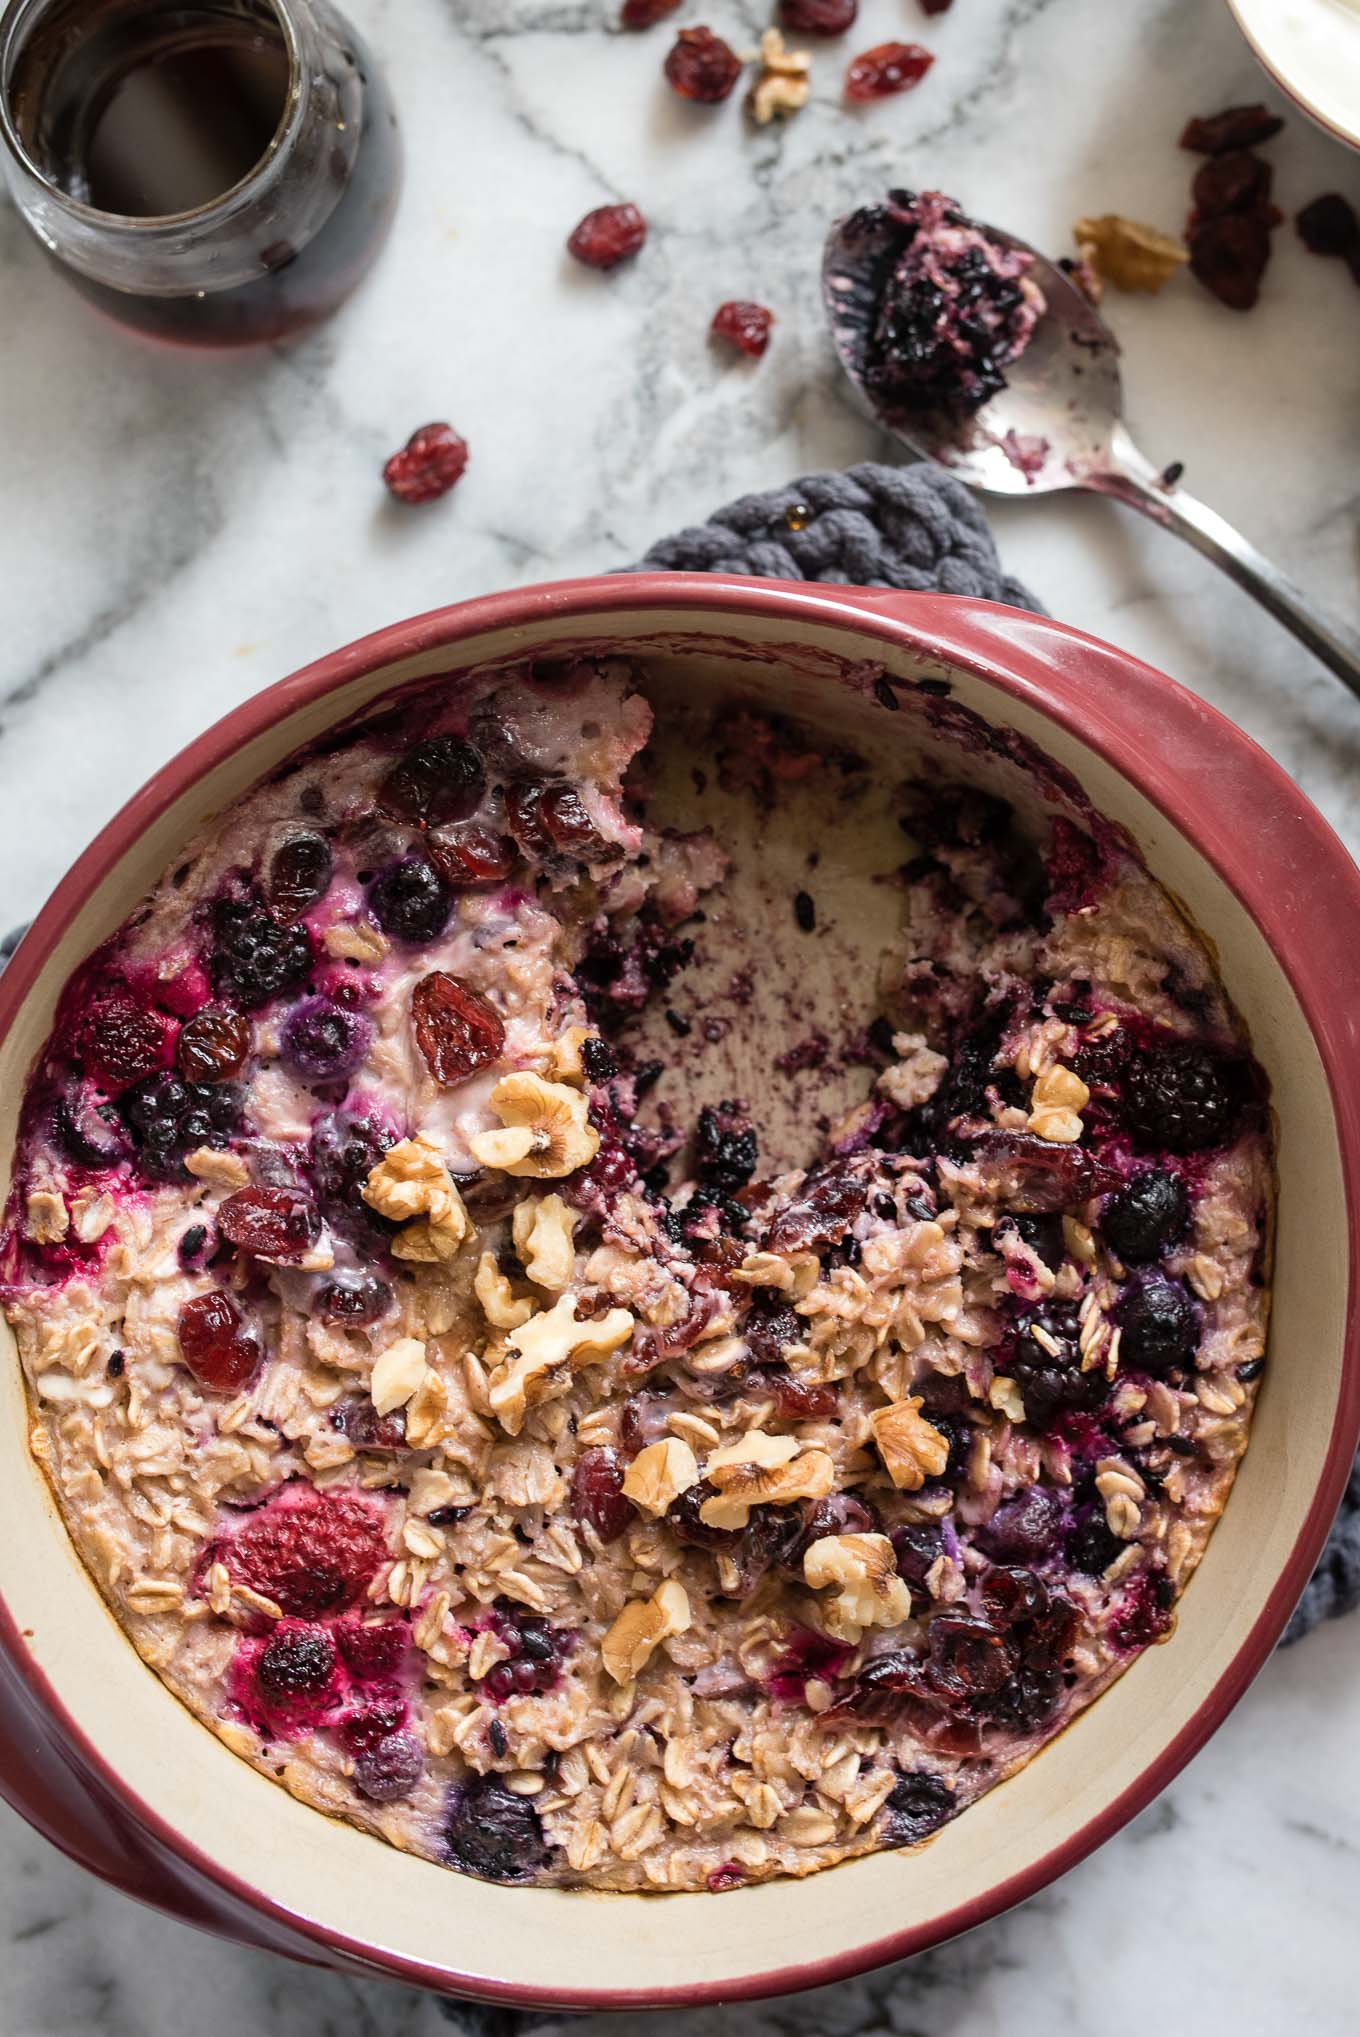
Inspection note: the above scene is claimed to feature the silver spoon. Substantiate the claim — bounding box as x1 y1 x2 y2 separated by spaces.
822 197 1360 699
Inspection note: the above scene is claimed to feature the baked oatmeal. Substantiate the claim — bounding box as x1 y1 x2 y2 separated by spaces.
0 653 1272 1892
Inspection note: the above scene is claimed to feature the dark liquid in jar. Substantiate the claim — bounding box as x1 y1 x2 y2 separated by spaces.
7 0 400 345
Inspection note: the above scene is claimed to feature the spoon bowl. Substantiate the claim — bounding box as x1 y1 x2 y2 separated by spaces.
822 190 1360 695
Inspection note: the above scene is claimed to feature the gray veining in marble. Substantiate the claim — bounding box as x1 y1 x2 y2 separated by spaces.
2 0 1359 2028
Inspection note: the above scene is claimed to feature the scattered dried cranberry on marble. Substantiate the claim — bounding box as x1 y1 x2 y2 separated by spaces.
567 203 647 270
664 25 743 102
620 0 680 24
1297 193 1360 270
411 970 505 1085
382 423 469 505
780 0 856 34
711 300 775 357
1179 103 1284 155
177 1290 260 1393
845 41 934 101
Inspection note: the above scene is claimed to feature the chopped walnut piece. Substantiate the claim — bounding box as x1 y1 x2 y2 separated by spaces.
700 1431 835 1529
370 1336 429 1417
486 1291 634 1434
622 1437 700 1515
512 1194 578 1291
468 1073 600 1178
746 26 810 123
1026 1063 1089 1145
24 1190 68 1244
803 1532 912 1643
474 1250 534 1330
185 1148 250 1189
876 1032 949 1112
1073 214 1188 294
323 920 388 964
868 1395 949 1491
362 1136 468 1262
547 1026 594 1086
987 1374 1026 1424
600 1578 691 1684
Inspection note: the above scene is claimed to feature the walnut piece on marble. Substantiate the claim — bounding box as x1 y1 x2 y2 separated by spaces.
746 27 810 124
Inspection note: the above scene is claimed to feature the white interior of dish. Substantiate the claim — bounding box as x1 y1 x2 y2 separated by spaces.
0 607 1342 1998
1228 0 1360 148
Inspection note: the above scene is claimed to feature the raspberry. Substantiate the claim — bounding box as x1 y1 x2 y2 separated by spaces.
379 737 486 828
226 1484 388 1616
1101 1170 1189 1262
382 423 469 505
780 0 856 34
1123 1042 1243 1152
75 992 165 1088
711 300 774 357
367 857 451 943
218 1185 319 1260
337 1695 407 1753
845 42 934 101
209 896 314 1010
280 997 372 1082
663 26 742 102
265 833 332 922
410 971 505 1086
335 1618 408 1682
176 1006 250 1083
567 203 647 271
178 1290 260 1393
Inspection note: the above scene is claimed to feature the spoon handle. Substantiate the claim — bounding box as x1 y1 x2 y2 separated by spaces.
1088 424 1360 702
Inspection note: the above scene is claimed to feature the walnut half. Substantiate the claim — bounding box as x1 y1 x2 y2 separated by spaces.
469 1073 599 1179
486 1291 634 1434
700 1430 836 1530
804 1532 912 1643
869 1396 950 1491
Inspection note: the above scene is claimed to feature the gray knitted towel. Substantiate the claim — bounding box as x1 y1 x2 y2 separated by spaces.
0 466 1352 2037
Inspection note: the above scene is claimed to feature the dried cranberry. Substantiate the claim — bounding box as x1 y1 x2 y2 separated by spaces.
707 1862 746 1891
1192 148 1272 219
766 1161 864 1254
280 997 372 1083
382 423 469 505
781 1494 874 1573
337 1693 407 1752
919 0 953 10
354 1730 423 1801
925 1615 1013 1698
1115 1273 1199 1376
410 970 505 1086
1109 1568 1175 1650
426 822 517 887
1188 210 1271 310
367 857 452 944
317 1274 394 1327
766 1622 855 1702
883 1770 957 1846
571 1447 636 1543
743 1300 802 1364
663 25 743 102
845 41 933 100
444 1774 551 1883
178 1290 259 1393
257 1623 336 1703
780 0 856 33
1123 1041 1244 1151
711 300 774 357
1180 104 1284 155
209 896 314 1010
336 1618 408 1681
76 993 164 1088
176 1006 250 1083
266 833 332 921
1297 192 1360 258
333 1396 408 1452
567 202 647 270
1101 1169 1188 1262
218 1185 319 1260
228 1485 387 1617
763 1370 839 1421
979 1566 1048 1627
539 784 613 857
379 737 486 828
621 0 679 23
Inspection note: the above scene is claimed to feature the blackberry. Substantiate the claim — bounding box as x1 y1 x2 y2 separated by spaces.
444 1775 551 1884
1116 1274 1199 1376
54 1083 131 1167
694 1100 757 1190
121 1073 241 1178
308 1110 396 1239
209 896 314 1010
1101 1169 1189 1262
367 857 451 944
1003 1301 1109 1430
1123 1043 1244 1154
257 1626 336 1702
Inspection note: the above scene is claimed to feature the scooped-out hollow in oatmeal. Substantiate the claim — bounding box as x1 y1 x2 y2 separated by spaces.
0 650 1273 1893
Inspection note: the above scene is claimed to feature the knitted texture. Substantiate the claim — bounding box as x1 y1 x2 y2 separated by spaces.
630 461 1041 608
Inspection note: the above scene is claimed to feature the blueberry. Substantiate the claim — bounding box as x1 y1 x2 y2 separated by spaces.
882 1771 958 1847
444 1774 551 1883
367 858 451 944
280 998 372 1083
353 1730 424 1802
1066 1505 1125 1575
1102 1170 1189 1263
985 1486 1063 1561
1116 1274 1199 1376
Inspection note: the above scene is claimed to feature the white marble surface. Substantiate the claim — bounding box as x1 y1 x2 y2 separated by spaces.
2 0 1360 2029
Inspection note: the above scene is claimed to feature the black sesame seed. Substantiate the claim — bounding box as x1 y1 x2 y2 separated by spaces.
1237 1357 1265 1383
107 1351 125 1378
794 891 816 933
905 1196 935 1220
873 677 900 712
489 1719 509 1758
664 1010 692 1038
